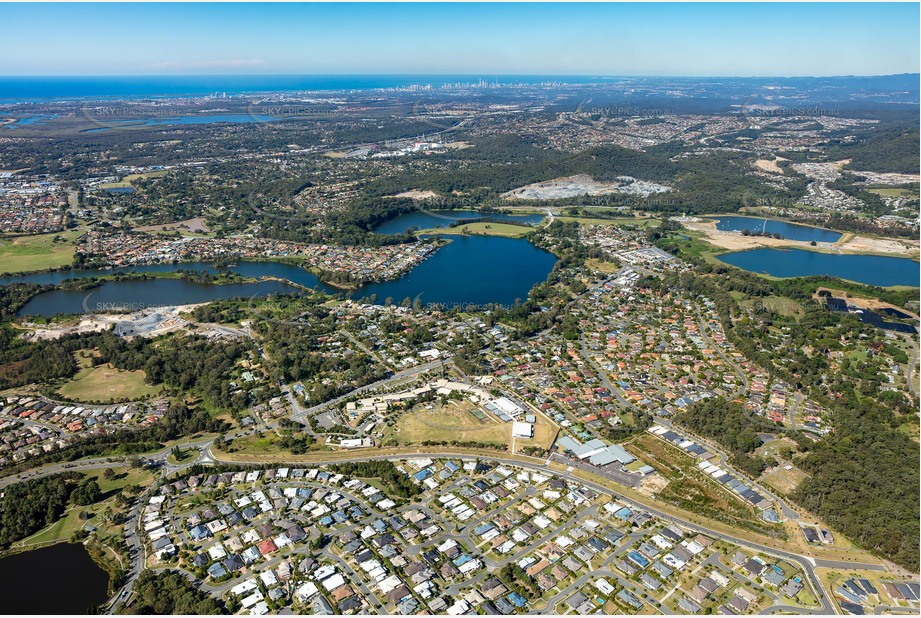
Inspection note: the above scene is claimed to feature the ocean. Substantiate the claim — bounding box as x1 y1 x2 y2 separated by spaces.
0 74 613 102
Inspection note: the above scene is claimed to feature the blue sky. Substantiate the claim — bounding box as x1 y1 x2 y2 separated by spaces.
1 3 918 76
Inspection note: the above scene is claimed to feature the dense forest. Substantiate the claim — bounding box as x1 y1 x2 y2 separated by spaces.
823 114 921 174
329 460 422 500
792 402 920 571
256 313 388 403
123 570 225 615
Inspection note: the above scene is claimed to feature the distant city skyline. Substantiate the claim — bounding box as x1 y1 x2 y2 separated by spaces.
1 3 918 77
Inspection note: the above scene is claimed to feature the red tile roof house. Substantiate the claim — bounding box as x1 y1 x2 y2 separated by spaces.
259 538 278 556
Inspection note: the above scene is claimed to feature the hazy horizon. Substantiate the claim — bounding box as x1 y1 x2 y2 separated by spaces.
2 3 918 77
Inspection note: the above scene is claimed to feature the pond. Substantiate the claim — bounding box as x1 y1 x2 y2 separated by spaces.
712 216 843 243
0 542 110 614
718 248 919 287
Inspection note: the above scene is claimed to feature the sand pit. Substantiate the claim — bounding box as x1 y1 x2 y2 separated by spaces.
681 217 919 257
503 174 671 200
754 157 786 174
837 234 920 257
389 189 440 200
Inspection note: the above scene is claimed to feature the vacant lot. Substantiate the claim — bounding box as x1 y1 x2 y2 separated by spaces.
761 464 809 495
58 363 161 402
0 230 79 274
98 169 168 189
386 402 509 446
626 433 774 534
134 216 210 235
585 258 621 273
513 410 559 453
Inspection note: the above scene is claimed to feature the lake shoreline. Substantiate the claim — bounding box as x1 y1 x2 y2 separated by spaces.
717 247 920 288
682 215 919 259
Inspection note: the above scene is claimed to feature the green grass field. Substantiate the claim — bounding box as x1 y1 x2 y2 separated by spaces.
58 363 161 402
663 231 728 265
418 221 532 238
0 230 80 274
97 169 168 189
384 401 558 452
867 187 917 198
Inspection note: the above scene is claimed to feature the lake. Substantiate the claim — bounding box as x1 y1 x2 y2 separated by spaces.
374 210 545 235
2 114 59 129
718 248 920 287
360 235 558 309
8 236 558 316
712 216 843 243
0 542 110 613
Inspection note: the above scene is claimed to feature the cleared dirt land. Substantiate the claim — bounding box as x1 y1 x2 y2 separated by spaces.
388 189 440 200
503 174 672 200
680 217 919 257
134 216 210 234
753 157 787 174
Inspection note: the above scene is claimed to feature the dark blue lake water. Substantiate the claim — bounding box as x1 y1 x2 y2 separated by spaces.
374 210 545 235
718 248 919 287
8 236 558 316
712 216 842 243
360 235 557 309
0 542 110 613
